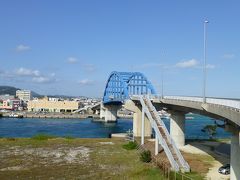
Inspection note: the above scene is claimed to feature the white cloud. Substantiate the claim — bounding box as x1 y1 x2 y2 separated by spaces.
67 57 78 64
32 76 56 83
176 59 199 68
16 44 31 52
0 67 58 84
206 64 215 69
223 54 235 59
15 67 40 77
78 79 94 86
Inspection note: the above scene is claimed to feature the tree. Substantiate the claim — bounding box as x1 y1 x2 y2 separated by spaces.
201 124 217 139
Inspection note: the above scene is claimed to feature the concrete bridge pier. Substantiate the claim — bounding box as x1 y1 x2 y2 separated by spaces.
100 103 120 122
169 111 185 148
124 100 152 137
230 130 240 180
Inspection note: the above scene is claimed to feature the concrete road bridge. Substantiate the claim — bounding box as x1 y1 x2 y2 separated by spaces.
99 71 240 179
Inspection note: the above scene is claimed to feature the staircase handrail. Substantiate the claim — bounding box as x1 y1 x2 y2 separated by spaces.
144 95 190 171
139 96 180 171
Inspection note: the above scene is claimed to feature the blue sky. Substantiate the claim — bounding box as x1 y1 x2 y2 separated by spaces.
0 0 239 98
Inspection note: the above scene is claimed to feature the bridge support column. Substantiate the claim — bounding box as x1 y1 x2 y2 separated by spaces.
230 130 240 180
155 136 160 155
124 100 152 137
100 103 120 122
170 111 185 148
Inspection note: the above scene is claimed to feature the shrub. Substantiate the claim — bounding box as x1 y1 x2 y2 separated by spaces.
122 141 138 150
64 136 75 140
6 137 16 141
31 134 56 140
140 150 152 163
202 124 217 139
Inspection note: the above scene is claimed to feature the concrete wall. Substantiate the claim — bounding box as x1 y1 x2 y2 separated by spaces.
124 100 152 137
169 111 185 148
230 130 240 180
100 103 120 122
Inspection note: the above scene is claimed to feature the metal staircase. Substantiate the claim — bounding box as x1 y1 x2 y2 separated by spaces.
139 95 190 172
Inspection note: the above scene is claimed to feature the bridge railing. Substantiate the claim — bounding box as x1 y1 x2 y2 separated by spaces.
144 95 240 111
206 98 240 111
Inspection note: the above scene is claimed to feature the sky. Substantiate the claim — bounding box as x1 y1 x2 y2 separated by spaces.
0 0 239 98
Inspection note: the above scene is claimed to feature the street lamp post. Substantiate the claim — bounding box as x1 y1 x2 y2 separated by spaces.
161 68 164 99
203 20 209 103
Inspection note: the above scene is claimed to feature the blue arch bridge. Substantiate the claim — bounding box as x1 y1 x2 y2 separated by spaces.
97 71 240 178
103 71 156 104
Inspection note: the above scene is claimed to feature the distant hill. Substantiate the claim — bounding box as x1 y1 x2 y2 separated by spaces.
0 86 20 96
0 86 41 97
0 86 92 99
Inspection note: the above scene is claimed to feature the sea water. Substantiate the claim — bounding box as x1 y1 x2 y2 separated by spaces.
0 114 231 139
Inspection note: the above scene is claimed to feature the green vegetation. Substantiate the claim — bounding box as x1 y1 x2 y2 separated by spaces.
131 167 164 179
0 86 20 96
64 135 75 140
0 138 165 179
202 124 217 139
0 86 41 97
31 134 56 140
0 137 216 179
185 171 205 180
122 141 138 150
210 138 231 143
167 171 204 180
140 150 152 163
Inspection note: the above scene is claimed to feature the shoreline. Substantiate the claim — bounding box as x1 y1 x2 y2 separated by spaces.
1 112 133 119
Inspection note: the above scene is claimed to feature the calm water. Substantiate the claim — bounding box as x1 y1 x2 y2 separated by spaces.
0 114 231 139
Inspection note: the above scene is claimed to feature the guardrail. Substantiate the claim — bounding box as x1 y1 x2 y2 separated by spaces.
163 96 240 111
134 94 240 111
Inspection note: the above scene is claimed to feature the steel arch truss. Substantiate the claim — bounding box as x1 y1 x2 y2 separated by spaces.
103 71 156 104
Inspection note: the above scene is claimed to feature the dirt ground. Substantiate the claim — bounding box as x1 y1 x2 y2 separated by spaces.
0 138 164 180
0 138 230 180
180 140 230 180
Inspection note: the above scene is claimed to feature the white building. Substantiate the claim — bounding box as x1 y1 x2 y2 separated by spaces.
16 90 32 102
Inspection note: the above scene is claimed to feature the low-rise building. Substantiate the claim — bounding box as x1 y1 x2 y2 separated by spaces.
27 96 79 113
0 98 21 111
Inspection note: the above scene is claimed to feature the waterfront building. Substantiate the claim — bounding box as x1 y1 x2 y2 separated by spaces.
16 90 32 102
0 98 21 111
27 96 79 112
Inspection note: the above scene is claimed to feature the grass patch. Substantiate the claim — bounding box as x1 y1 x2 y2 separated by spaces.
122 141 138 150
64 136 75 140
31 134 56 140
131 167 164 179
185 171 204 180
140 150 152 163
